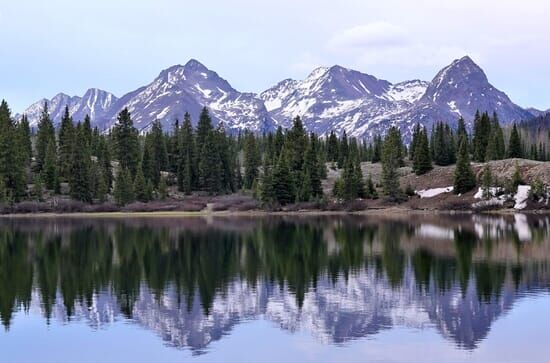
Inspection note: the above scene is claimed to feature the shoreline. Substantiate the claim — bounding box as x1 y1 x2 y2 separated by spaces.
1 207 548 218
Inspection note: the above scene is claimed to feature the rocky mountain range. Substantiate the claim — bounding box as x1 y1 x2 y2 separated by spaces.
19 56 542 140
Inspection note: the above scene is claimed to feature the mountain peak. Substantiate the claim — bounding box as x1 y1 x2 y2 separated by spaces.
184 59 208 71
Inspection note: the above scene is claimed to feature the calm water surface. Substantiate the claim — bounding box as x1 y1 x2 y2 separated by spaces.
1 214 550 362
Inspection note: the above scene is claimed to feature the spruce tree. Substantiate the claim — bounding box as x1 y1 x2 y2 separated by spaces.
149 120 168 187
17 114 32 168
114 168 134 206
198 130 222 194
113 108 140 176
508 123 522 158
35 102 56 174
69 127 92 203
243 132 260 189
133 166 149 202
43 139 59 192
327 130 339 162
472 111 491 161
481 164 493 199
272 153 294 205
454 137 476 194
0 100 26 200
381 127 402 200
178 112 196 191
302 133 323 200
58 106 75 181
413 127 432 175
260 156 276 204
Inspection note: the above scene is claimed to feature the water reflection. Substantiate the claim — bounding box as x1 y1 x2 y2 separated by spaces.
0 214 549 354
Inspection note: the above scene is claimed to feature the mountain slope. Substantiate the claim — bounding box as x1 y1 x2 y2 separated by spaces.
19 56 539 139
105 59 275 133
20 89 118 128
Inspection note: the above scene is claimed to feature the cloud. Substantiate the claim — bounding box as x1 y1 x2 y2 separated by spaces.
325 22 475 68
327 22 409 50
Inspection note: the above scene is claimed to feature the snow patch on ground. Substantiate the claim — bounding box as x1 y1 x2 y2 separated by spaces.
474 187 503 199
416 186 453 198
514 185 531 210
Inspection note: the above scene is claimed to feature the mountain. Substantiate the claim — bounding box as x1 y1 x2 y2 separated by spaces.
19 56 540 139
104 59 275 133
20 89 118 128
260 56 533 140
526 107 549 117
259 65 416 137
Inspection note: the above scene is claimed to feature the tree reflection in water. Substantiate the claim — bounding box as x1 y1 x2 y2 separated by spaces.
0 215 549 353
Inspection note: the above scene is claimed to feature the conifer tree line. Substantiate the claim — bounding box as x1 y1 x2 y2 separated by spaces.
0 97 548 207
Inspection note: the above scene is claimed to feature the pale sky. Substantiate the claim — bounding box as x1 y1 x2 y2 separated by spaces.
1 0 548 112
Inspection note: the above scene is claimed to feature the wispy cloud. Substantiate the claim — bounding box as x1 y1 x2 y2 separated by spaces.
325 22 475 68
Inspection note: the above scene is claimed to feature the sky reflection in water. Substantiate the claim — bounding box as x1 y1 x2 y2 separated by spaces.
0 214 549 362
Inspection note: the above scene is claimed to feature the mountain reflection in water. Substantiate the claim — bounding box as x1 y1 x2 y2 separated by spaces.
0 214 549 355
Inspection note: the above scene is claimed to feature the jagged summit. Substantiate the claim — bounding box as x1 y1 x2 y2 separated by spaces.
19 55 539 138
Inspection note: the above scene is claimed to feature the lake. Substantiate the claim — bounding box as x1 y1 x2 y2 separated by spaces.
1 214 549 362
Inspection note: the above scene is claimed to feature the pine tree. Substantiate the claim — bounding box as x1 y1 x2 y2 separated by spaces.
32 175 44 202
0 100 26 200
133 166 149 202
69 127 92 203
58 106 75 181
337 131 349 168
381 127 402 200
260 156 276 204
158 176 168 200
481 164 493 199
365 174 378 198
371 135 382 163
43 139 59 192
472 111 491 161
302 133 323 200
409 123 422 161
215 124 235 192
149 120 168 187
177 112 196 191
508 123 522 158
413 127 432 175
243 132 260 189
94 167 108 203
17 114 32 168
114 168 134 206
198 130 222 194
35 102 56 174
113 108 140 176
272 153 294 205
285 116 308 178
454 137 476 194
327 130 339 162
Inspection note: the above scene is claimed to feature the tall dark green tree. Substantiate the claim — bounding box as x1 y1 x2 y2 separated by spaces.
472 111 491 161
113 108 140 176
381 127 402 200
42 139 59 192
454 137 476 194
35 102 56 174
272 153 294 205
0 100 26 200
198 130 222 194
507 123 522 158
114 167 134 206
69 127 92 202
16 114 32 168
58 106 75 181
243 132 260 189
413 127 432 175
